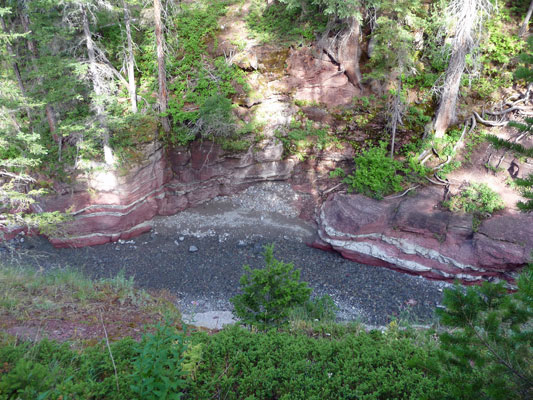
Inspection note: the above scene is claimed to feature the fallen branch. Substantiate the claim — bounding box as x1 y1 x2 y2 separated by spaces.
322 182 343 196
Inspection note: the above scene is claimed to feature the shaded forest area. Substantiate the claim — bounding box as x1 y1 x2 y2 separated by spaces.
1 0 533 230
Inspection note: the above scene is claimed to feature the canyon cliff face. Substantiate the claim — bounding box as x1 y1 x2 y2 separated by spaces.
1 41 530 283
31 139 351 248
2 141 531 284
313 189 533 285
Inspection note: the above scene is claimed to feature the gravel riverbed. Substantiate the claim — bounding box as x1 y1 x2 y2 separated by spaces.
3 182 451 327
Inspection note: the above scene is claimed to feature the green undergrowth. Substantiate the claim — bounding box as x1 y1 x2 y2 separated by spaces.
444 183 504 215
246 0 327 45
275 117 343 160
138 0 247 147
0 322 449 400
0 263 531 399
335 142 430 200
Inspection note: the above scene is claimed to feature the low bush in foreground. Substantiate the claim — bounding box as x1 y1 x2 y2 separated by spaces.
0 324 450 400
1 265 531 400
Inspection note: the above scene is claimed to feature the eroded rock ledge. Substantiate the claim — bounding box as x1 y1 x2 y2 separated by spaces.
6 140 349 248
313 188 532 284
3 141 530 284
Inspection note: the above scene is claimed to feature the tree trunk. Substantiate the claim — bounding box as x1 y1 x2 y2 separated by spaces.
82 5 114 165
390 78 403 158
433 0 481 138
338 16 364 90
20 13 57 136
122 0 137 113
153 0 171 133
0 16 32 127
433 40 469 138
519 0 533 37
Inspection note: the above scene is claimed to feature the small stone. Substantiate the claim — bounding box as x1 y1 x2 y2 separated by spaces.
189 245 198 253
174 240 180 246
237 240 247 247
179 236 185 241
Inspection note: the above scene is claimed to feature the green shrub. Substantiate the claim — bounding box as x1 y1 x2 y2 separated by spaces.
0 359 54 400
185 325 451 399
0 337 139 400
437 267 533 400
343 142 404 199
230 244 312 328
131 321 187 400
192 96 236 141
444 183 504 215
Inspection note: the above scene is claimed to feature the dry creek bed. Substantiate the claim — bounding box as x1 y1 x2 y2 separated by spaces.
4 182 452 330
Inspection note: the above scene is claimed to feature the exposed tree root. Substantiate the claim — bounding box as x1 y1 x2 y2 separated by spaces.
424 89 531 188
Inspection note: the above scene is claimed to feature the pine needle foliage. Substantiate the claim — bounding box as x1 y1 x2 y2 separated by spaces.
230 244 312 329
437 267 533 400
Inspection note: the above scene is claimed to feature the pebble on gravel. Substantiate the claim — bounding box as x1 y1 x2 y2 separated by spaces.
189 245 198 253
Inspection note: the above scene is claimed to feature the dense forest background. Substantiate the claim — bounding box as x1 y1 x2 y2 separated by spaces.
1 0 533 228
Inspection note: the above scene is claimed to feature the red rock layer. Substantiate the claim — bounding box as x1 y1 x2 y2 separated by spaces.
314 189 532 284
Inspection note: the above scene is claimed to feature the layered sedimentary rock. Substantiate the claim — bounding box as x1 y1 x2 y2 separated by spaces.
29 140 351 248
314 188 532 284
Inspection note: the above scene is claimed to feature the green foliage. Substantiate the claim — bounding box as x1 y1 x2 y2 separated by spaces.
0 358 53 400
153 0 246 145
247 0 326 45
515 36 533 83
230 244 312 328
366 0 423 81
437 267 533 400
131 321 187 400
515 174 533 211
444 183 504 215
343 142 405 199
276 117 340 160
291 294 339 323
185 325 450 399
485 133 533 158
0 337 139 400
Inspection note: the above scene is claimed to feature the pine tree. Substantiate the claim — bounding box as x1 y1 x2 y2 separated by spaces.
437 267 533 400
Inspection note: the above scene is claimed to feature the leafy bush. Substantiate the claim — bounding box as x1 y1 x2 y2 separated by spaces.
0 337 139 400
131 321 187 400
444 183 504 215
343 142 404 199
230 244 312 328
191 96 236 141
437 266 533 400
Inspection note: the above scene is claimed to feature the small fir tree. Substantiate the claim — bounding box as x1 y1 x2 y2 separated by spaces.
231 244 312 328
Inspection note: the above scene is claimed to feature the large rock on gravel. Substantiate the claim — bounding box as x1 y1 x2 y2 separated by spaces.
315 188 532 284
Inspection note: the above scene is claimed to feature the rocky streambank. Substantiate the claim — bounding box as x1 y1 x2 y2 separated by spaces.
5 183 451 327
2 138 531 286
